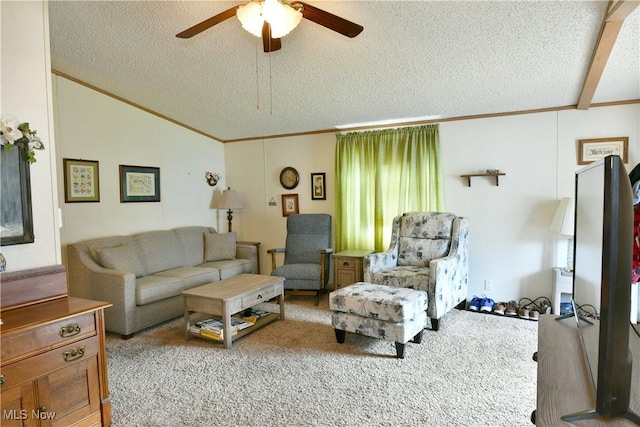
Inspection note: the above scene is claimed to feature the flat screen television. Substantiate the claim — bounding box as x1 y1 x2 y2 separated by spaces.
561 154 639 424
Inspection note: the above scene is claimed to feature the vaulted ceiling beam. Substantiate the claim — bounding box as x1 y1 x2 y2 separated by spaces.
577 0 639 110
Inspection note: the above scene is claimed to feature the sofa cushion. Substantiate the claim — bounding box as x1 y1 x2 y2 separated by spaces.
135 275 183 305
370 266 430 292
397 212 455 267
154 266 220 288
173 226 215 267
200 259 252 280
397 237 450 267
95 244 146 277
204 232 236 262
134 230 186 274
86 235 139 261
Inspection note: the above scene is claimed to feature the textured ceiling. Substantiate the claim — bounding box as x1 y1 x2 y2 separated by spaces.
48 0 639 142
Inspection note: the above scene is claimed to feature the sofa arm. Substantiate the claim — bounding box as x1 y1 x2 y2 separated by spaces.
363 251 398 282
428 217 469 318
236 242 259 274
67 244 139 336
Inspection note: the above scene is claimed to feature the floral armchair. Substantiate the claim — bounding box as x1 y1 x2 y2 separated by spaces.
363 212 469 331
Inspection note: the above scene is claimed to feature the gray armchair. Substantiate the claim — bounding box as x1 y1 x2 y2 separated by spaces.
363 212 469 331
268 214 333 305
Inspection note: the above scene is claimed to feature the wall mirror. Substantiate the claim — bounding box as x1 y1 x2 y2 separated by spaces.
1 140 34 245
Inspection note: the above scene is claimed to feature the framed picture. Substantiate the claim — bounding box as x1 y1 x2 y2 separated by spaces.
311 172 326 200
1 141 34 246
63 159 100 203
578 137 628 165
281 194 299 217
119 165 160 202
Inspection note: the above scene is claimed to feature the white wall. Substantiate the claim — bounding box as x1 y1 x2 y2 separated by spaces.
225 104 640 318
53 76 228 256
1 1 60 271
224 134 336 273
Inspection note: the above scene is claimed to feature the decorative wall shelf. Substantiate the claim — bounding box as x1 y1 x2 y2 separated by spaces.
460 172 506 187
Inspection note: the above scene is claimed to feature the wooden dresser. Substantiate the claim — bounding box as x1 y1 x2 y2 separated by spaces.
1 265 112 426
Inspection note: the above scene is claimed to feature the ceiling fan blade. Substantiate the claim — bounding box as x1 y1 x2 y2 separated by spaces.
291 1 363 38
176 6 239 38
262 22 282 53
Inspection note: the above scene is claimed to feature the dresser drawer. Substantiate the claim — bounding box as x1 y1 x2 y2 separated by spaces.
241 284 279 308
336 257 358 269
1 312 96 365
1 336 99 389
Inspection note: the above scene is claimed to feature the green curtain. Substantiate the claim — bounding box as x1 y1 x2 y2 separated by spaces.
335 124 443 252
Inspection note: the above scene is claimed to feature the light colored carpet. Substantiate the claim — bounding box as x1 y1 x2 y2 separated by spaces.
105 298 538 427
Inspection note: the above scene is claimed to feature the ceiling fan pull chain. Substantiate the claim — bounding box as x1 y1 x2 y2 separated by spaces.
255 39 260 110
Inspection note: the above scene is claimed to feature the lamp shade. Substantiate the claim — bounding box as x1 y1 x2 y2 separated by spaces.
217 188 243 210
550 197 575 236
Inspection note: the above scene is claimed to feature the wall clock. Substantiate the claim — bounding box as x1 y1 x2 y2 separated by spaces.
279 167 299 190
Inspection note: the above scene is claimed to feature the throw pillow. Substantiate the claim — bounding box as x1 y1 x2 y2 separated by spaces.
204 232 236 262
96 244 146 278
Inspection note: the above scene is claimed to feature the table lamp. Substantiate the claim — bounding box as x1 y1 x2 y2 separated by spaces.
217 187 243 232
550 197 575 271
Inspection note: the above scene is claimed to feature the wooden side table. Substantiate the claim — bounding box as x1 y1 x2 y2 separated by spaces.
333 249 372 290
553 267 573 315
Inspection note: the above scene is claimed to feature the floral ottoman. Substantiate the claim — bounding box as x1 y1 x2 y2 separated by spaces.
329 282 428 359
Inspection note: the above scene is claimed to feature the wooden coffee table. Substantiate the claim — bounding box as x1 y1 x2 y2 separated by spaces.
182 274 285 349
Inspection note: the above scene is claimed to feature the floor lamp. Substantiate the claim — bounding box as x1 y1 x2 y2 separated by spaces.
217 187 243 233
550 197 575 271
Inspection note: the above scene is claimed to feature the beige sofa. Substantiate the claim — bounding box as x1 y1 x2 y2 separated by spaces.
67 226 258 338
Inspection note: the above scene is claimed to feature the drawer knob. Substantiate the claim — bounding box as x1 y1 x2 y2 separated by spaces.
343 261 350 266
256 294 263 300
63 346 85 362
60 323 81 337
0 374 5 386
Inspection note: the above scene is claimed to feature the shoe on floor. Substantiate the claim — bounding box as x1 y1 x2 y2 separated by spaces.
529 308 539 321
468 295 483 311
493 302 506 315
505 300 519 316
480 297 495 312
518 305 531 320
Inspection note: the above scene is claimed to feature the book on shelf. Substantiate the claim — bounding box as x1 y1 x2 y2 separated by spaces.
239 308 272 324
199 328 237 341
229 316 253 330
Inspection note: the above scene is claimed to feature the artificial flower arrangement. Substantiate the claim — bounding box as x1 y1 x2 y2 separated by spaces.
205 171 221 186
0 115 45 163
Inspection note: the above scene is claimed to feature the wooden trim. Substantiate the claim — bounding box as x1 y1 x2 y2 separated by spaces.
577 0 639 110
606 0 640 21
52 70 223 143
52 69 639 144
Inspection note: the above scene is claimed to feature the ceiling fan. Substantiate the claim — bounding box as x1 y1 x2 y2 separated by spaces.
176 0 363 53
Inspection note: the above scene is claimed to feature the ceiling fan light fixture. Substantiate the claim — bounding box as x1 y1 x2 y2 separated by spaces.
237 1 264 37
237 0 302 39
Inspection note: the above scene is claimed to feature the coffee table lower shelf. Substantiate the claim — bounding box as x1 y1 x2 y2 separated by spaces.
188 312 281 344
182 274 286 349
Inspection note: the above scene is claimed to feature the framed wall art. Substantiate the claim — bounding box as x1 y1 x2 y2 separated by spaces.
578 137 628 165
311 172 326 200
119 165 160 202
281 194 299 217
63 158 100 203
0 141 34 245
